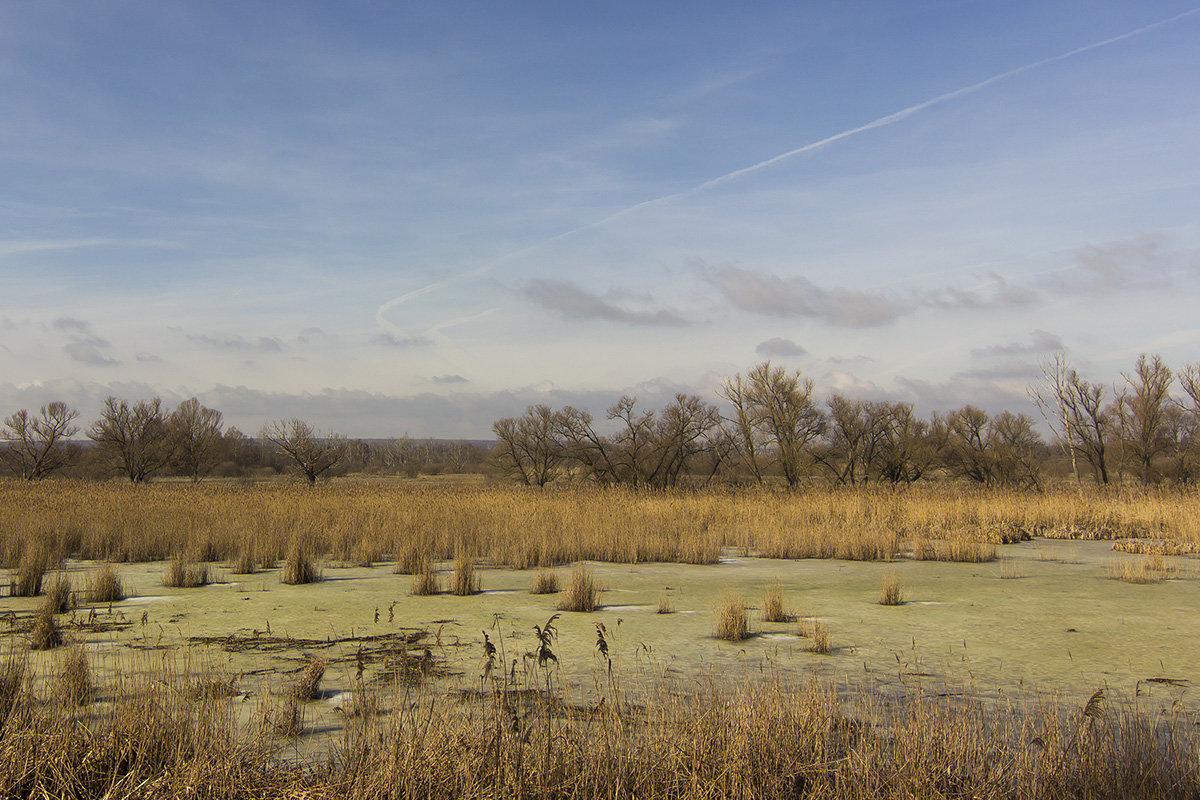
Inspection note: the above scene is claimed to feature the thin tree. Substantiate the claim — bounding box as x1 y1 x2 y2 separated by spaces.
1117 353 1174 484
1 401 81 480
89 397 177 483
261 419 348 485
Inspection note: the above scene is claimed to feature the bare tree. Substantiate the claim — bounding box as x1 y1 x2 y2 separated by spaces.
1032 363 1112 485
1 401 81 480
262 419 348 485
1031 353 1081 484
738 362 825 487
940 406 1042 488
89 397 177 483
491 406 562 487
169 397 225 482
1115 353 1174 483
720 373 765 484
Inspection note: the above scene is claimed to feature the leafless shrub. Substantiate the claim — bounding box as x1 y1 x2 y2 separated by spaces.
451 550 480 596
878 573 903 605
760 581 789 622
410 557 439 595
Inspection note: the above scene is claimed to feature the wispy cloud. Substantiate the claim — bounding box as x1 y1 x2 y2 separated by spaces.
524 279 691 326
971 330 1064 358
1045 232 1187 296
705 266 906 328
432 374 469 384
370 332 432 348
186 333 284 352
54 317 121 366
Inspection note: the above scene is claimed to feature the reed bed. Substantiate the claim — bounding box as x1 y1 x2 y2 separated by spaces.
2 481 1200 572
3 651 1198 799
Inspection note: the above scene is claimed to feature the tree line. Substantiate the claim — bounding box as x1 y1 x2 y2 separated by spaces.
493 355 1200 489
4 352 1197 487
0 399 488 483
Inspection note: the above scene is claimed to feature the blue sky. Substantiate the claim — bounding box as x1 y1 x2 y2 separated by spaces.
2 1 1198 437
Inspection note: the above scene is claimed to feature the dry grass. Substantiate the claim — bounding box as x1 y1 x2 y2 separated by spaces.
162 556 210 588
714 591 749 641
291 657 327 701
1108 557 1164 584
410 557 440 595
230 550 257 574
450 550 481 596
29 606 63 650
760 580 790 622
86 563 125 603
810 620 832 654
9 552 46 597
280 543 321 585
5 482 1197 574
529 568 559 594
43 574 73 613
557 563 599 612
57 647 93 706
878 573 903 605
656 591 673 614
1 652 1200 799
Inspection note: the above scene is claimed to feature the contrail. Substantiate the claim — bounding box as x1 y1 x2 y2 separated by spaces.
376 7 1200 331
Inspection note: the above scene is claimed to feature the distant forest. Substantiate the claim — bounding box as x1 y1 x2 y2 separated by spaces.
3 354 1198 488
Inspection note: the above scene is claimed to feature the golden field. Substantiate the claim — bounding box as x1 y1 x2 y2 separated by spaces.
3 478 1198 570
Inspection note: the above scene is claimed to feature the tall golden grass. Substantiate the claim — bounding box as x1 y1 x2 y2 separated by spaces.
3 649 1198 799
2 480 1199 572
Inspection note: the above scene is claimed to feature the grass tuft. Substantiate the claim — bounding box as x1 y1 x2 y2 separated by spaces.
10 552 47 597
163 556 210 588
714 591 749 641
810 620 831 654
281 544 321 585
557 564 599 612
292 657 326 701
529 569 559 594
44 573 73 613
760 580 789 622
231 550 257 575
87 563 125 603
29 605 63 650
451 550 481 596
410 556 440 595
58 646 93 706
878 573 903 605
656 591 674 614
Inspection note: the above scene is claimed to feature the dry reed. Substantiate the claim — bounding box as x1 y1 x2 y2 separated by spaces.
714 591 749 641
9 552 46 597
878 573 903 605
656 591 673 614
162 556 210 588
57 647 93 706
86 563 125 603
810 620 831 654
291 657 326 701
760 580 789 622
281 543 321 585
529 568 559 594
557 563 599 612
410 556 439 595
450 551 481 596
29 606 62 650
43 574 73 613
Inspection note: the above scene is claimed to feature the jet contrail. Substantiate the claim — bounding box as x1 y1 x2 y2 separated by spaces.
376 7 1200 331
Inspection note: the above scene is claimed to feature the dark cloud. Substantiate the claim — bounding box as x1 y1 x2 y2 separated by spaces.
298 327 339 345
971 330 1063 358
524 279 691 327
924 272 1039 310
135 352 164 363
755 337 807 357
705 266 907 327
64 341 120 366
370 332 432 348
52 317 91 334
895 375 1035 414
187 333 284 352
432 374 469 384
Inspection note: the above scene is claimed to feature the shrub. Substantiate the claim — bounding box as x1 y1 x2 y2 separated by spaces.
163 556 210 588
451 551 480 596
557 564 599 612
281 544 321 585
714 592 749 641
529 569 559 594
87 563 125 603
411 557 439 596
878 573 903 605
44 574 73 614
29 606 63 650
10 553 46 597
58 646 93 706
292 657 326 701
810 620 831 654
760 581 789 622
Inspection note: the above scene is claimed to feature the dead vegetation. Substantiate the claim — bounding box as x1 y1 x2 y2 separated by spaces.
557 564 599 612
528 569 559 594
760 581 790 622
162 556 210 588
878 573 903 605
280 544 321 585
714 591 749 641
86 563 125 603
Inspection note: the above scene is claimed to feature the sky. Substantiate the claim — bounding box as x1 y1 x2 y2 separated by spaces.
2 1 1199 438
